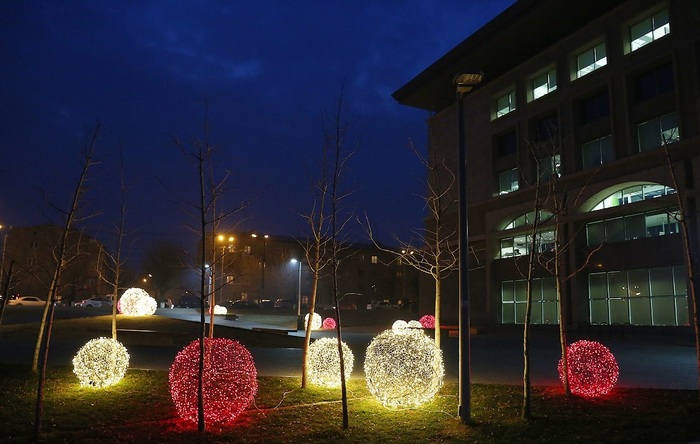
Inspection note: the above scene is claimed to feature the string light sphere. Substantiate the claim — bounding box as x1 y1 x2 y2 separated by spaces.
364 328 444 408
308 337 354 387
213 304 227 315
169 338 258 425
304 312 322 330
419 315 436 329
118 287 157 316
322 317 336 330
407 320 423 329
391 320 408 332
558 340 619 398
72 337 130 388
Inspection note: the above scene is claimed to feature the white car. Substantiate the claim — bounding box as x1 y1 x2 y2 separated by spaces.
7 296 46 306
76 296 112 308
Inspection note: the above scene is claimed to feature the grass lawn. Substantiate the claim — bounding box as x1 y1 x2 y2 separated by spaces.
1 364 698 443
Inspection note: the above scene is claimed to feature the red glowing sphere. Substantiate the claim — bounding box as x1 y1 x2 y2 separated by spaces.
322 317 336 329
169 338 257 424
558 340 619 398
419 314 436 329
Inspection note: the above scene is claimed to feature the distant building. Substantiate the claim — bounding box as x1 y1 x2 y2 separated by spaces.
394 0 699 328
201 231 418 310
2 225 110 304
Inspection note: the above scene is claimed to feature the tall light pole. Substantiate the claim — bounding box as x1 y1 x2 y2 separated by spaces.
291 258 302 329
454 72 483 424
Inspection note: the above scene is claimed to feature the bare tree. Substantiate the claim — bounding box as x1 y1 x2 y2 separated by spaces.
662 140 700 397
174 105 246 433
298 130 333 389
33 124 100 440
366 133 458 348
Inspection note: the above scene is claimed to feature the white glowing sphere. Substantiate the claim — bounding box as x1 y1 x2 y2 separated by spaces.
391 320 408 331
119 288 157 316
72 337 130 388
213 304 227 315
304 312 323 330
407 320 423 329
308 337 354 387
364 328 444 408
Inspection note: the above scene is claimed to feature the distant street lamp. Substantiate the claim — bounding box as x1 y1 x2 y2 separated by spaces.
454 72 483 424
291 258 303 330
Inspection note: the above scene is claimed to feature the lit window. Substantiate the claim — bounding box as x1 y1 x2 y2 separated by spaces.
502 277 558 324
503 211 554 230
531 68 557 101
371 255 378 264
582 135 613 169
630 9 670 52
539 154 561 181
586 209 680 245
590 183 677 211
576 42 607 78
638 112 679 152
498 168 519 195
496 90 516 117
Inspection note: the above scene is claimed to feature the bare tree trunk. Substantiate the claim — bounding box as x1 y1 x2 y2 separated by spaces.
434 266 442 348
33 124 99 440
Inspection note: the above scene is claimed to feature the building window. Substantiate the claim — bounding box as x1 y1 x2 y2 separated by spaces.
371 255 378 264
579 90 610 124
498 168 519 195
589 266 687 326
638 112 679 152
530 68 557 101
576 41 607 78
586 209 680 245
243 245 251 254
538 154 561 181
503 210 554 230
502 277 558 324
496 90 516 117
634 62 674 102
582 135 613 169
591 183 677 211
499 230 555 259
629 9 670 52
496 130 517 157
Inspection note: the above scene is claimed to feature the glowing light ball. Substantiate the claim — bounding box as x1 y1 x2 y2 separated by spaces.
558 340 619 398
308 337 354 387
407 320 423 329
169 338 257 425
419 315 436 329
304 312 322 330
118 287 157 316
322 317 336 329
72 337 130 388
364 328 444 408
213 304 227 315
391 320 408 332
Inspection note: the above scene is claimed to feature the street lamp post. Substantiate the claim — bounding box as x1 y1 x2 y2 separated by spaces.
454 72 483 424
291 258 303 330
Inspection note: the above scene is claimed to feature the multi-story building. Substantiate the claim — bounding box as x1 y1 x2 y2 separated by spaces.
203 231 418 310
1 225 110 303
394 0 699 329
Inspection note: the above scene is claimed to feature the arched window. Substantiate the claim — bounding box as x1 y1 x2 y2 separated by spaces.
588 182 676 212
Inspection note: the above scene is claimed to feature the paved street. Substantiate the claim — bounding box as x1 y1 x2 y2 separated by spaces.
0 306 697 390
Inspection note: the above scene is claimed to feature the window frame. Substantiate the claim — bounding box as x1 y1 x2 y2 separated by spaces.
628 8 671 53
529 67 557 102
575 41 607 79
495 89 516 118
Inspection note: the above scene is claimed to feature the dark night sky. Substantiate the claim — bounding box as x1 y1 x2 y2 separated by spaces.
0 1 516 267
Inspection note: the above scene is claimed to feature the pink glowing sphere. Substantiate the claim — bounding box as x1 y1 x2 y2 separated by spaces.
419 315 436 329
558 340 619 398
322 317 336 329
169 338 258 424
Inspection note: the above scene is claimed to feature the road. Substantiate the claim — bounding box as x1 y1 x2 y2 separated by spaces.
0 306 697 390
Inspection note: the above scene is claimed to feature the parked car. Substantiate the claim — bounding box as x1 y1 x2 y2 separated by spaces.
369 300 397 310
274 298 297 309
176 294 202 308
76 296 112 308
258 299 274 309
7 296 46 306
226 299 260 310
